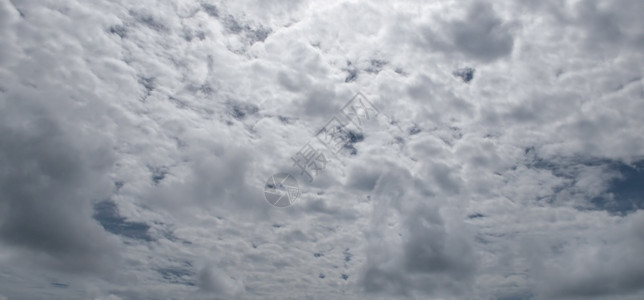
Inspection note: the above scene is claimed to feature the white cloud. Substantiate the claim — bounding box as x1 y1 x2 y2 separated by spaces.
1 0 643 299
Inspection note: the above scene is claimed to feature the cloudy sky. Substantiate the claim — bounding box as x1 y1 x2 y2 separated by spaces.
1 0 643 299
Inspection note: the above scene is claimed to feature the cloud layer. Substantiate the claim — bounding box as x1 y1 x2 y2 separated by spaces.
1 0 643 299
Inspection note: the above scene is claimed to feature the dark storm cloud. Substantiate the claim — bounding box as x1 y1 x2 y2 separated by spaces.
573 0 644 54
402 205 474 276
423 1 515 62
361 203 477 296
0 98 119 273
346 164 379 191
360 167 476 297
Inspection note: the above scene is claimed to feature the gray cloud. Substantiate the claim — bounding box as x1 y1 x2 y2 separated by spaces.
197 263 245 296
0 94 120 274
359 166 477 297
1 0 643 299
423 1 516 62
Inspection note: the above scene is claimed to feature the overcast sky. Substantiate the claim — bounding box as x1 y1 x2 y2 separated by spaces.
1 0 643 299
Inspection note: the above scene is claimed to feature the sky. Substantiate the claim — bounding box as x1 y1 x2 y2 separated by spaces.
0 0 643 299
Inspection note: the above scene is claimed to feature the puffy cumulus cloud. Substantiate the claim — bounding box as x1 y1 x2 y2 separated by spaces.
1 0 643 299
534 211 644 298
421 1 517 62
197 263 245 296
358 165 477 298
473 209 644 300
0 99 120 273
0 0 121 281
534 0 644 57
